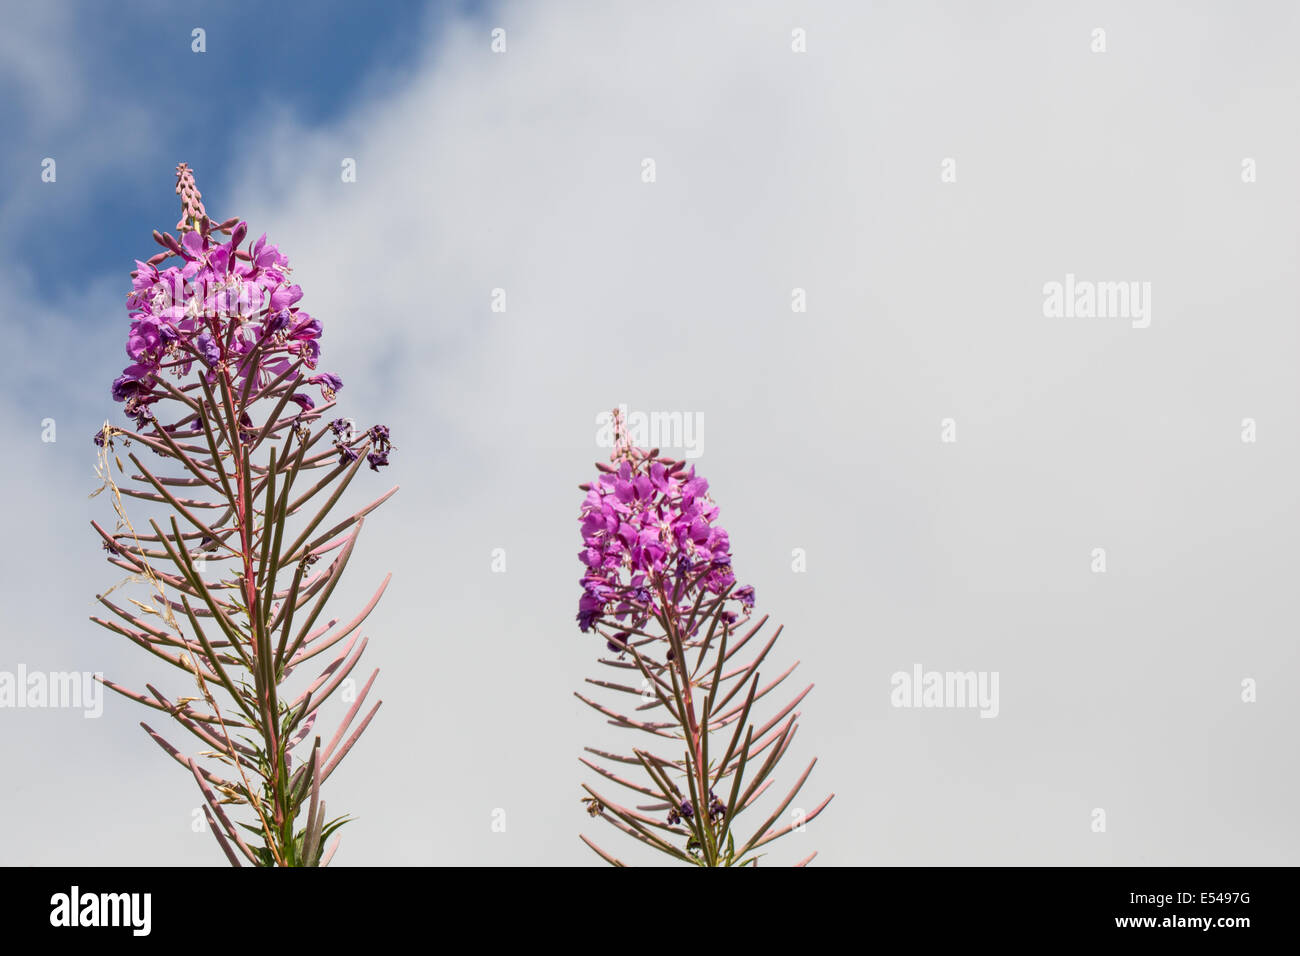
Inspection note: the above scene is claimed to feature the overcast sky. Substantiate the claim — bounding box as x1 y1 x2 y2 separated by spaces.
2 0 1298 866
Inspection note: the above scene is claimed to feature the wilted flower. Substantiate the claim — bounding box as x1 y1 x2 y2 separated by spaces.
365 424 394 471
707 790 726 824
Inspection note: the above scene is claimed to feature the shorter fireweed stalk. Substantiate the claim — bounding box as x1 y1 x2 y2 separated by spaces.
90 164 398 866
574 409 832 866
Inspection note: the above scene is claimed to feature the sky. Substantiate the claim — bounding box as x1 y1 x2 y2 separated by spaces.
1 0 1298 867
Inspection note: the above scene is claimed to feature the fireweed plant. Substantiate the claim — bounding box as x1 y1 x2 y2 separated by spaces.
89 164 397 866
574 410 832 866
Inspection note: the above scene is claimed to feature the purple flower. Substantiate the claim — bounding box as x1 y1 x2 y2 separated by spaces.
667 798 694 826
281 318 322 367
112 364 156 402
195 330 220 368
252 233 286 270
181 229 205 262
265 309 292 335
111 214 334 414
575 448 751 636
309 372 342 400
577 587 607 633
126 315 176 360
708 790 725 823
269 284 303 312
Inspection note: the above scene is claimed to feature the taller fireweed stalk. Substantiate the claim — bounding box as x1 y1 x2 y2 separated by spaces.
90 164 397 866
574 410 832 866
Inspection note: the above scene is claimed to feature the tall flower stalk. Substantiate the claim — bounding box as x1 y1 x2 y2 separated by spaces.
574 409 831 866
90 164 397 866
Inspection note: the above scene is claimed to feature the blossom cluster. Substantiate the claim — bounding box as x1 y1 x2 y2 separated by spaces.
576 452 755 639
103 164 396 474
113 216 338 427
